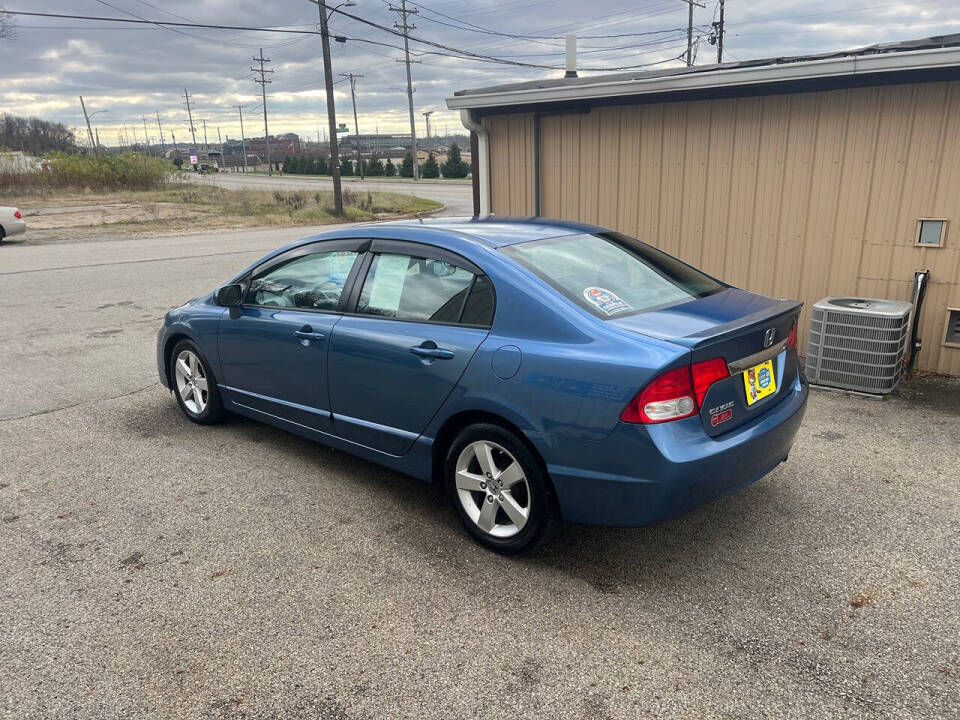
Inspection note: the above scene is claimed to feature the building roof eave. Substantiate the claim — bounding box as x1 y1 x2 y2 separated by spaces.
446 43 960 112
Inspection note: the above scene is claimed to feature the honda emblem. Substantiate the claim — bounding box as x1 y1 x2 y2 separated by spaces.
763 328 776 347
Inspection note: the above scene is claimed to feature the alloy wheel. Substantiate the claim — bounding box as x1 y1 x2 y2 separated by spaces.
174 349 209 415
454 440 531 538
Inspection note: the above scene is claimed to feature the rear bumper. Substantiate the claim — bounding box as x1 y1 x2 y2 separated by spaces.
1 218 26 236
530 373 808 526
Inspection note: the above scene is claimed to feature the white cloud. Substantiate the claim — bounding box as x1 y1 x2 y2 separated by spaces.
1 0 957 143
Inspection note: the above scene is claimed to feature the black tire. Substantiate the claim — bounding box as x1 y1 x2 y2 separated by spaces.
444 423 555 555
169 339 227 425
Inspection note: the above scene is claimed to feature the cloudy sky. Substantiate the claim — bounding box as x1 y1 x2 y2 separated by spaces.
1 0 958 148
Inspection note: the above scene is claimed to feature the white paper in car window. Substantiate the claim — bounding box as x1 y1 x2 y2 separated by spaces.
368 254 409 314
309 251 355 286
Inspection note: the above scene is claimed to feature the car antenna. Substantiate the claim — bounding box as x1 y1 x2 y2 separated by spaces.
415 211 425 224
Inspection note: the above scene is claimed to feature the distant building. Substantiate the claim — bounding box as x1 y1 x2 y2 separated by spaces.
340 134 411 154
249 133 301 158
0 151 38 172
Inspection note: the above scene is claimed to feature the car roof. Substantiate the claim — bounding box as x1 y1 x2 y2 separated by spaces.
232 217 610 282
406 217 602 247
295 216 604 250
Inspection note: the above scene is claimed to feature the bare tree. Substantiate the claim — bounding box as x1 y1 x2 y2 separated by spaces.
0 114 78 154
0 8 14 41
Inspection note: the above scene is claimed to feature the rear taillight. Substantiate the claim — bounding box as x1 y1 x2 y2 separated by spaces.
13 210 22 219
692 357 729 406
621 357 728 425
787 319 798 349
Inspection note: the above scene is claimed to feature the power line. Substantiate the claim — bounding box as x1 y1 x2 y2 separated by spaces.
6 8 693 71
332 6 689 71
412 0 692 42
91 0 252 48
4 11 327 35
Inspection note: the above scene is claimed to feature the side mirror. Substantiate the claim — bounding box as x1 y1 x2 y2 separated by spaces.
215 284 244 307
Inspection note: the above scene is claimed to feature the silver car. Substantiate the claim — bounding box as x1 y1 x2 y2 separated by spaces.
0 206 25 242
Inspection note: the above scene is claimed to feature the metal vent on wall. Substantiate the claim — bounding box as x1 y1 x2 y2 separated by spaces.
805 297 913 394
946 309 960 346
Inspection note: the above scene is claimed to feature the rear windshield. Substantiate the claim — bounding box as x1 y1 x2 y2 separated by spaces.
501 232 725 318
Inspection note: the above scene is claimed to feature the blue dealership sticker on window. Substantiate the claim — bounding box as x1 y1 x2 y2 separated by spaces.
758 366 772 390
582 286 632 316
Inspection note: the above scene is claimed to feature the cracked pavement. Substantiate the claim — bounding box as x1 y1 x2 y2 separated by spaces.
1 225 958 719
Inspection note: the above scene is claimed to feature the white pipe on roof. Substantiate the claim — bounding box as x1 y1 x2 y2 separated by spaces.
446 45 960 110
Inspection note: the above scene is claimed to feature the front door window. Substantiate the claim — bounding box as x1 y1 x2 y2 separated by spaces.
247 250 358 311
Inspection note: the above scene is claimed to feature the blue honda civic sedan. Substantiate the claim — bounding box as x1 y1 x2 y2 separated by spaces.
157 218 807 554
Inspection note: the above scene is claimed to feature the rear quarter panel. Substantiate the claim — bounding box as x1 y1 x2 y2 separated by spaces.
426 255 687 442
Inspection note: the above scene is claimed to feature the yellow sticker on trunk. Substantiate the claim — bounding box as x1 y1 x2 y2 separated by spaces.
743 359 776 406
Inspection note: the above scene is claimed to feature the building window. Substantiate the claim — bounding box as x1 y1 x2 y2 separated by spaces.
915 218 947 247
945 308 960 348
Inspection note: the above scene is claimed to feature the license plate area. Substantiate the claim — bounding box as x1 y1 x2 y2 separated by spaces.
742 359 776 406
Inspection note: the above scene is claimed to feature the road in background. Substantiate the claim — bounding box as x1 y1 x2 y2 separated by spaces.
0 225 323 420
194 172 475 217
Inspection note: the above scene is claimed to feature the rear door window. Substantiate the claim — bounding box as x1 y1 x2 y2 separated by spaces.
460 274 495 327
502 232 724 318
356 252 492 326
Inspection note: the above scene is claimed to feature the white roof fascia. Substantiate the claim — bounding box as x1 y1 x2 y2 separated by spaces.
445 46 960 111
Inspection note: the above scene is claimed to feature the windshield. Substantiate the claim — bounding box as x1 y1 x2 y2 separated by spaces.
501 232 725 318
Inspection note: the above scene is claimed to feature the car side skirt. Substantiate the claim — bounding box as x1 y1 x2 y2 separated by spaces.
221 391 436 483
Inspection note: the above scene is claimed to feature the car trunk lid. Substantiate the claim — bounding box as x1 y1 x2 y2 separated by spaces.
611 288 802 436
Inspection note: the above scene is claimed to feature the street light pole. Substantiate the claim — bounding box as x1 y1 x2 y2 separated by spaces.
316 0 344 216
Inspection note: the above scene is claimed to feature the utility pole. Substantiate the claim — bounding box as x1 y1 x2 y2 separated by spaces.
79 96 99 156
155 111 166 154
141 115 151 152
251 48 274 176
391 0 420 180
315 2 343 214
201 119 208 147
422 110 433 151
217 127 225 170
237 105 248 173
183 89 197 147
132 123 138 148
681 0 706 67
95 128 101 153
716 0 725 63
171 130 178 153
341 72 365 181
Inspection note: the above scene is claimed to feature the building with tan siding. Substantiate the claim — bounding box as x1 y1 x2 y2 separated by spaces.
448 35 960 376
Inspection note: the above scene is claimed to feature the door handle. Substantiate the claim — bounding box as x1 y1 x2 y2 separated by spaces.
410 345 455 360
294 328 326 342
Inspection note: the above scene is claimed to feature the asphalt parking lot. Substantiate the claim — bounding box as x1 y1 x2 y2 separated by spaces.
1 226 958 719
